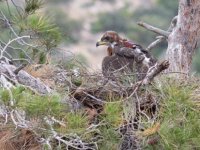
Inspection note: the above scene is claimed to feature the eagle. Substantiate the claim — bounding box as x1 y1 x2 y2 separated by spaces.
96 31 156 80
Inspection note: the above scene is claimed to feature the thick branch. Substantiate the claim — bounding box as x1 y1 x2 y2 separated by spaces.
0 61 51 94
166 0 200 74
143 60 170 84
137 22 170 37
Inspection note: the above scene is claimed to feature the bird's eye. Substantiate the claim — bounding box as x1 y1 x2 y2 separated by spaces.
104 36 110 41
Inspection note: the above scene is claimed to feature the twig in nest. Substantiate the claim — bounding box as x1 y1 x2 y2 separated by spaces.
11 58 31 64
124 61 169 100
83 91 105 104
135 93 150 122
137 22 170 37
126 81 143 100
14 64 27 75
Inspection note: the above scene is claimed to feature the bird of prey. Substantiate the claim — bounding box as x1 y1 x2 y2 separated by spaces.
96 31 156 80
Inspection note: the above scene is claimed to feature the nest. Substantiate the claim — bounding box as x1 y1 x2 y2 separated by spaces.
0 59 169 149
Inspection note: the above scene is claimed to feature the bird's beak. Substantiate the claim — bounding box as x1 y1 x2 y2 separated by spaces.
96 41 109 47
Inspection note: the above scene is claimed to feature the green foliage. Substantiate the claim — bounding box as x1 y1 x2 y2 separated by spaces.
0 86 65 117
0 1 62 64
19 95 62 117
64 111 88 132
10 13 62 62
26 14 61 49
25 0 43 14
103 102 123 126
97 102 122 149
38 51 46 64
147 79 200 149
0 88 10 105
99 126 120 150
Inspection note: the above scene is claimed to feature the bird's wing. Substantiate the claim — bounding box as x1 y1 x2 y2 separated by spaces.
114 46 138 58
114 45 151 58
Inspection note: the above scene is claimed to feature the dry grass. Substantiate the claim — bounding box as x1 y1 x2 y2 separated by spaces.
0 129 41 150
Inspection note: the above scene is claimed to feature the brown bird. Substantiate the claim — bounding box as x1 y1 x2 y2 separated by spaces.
96 31 156 79
96 31 134 78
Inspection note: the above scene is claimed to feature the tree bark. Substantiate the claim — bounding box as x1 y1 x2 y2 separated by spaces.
166 0 200 74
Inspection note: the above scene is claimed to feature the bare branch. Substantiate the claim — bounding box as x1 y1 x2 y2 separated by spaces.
147 36 165 51
83 91 105 104
0 40 33 61
143 60 170 84
137 21 170 37
0 11 23 42
1 35 30 58
11 58 31 64
0 11 37 48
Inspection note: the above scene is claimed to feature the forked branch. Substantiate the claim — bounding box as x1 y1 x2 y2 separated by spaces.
137 22 170 37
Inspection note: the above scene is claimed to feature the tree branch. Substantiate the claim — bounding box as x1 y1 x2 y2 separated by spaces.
14 64 27 75
10 58 31 64
143 60 170 84
1 36 31 58
0 40 32 61
137 21 170 37
0 11 37 48
147 36 165 51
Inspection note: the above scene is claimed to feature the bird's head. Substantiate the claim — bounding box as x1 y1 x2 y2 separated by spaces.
96 31 122 48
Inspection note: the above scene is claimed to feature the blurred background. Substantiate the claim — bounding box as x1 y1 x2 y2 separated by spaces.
1 0 200 73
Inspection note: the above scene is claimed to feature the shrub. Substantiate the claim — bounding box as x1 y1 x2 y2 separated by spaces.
144 78 200 149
